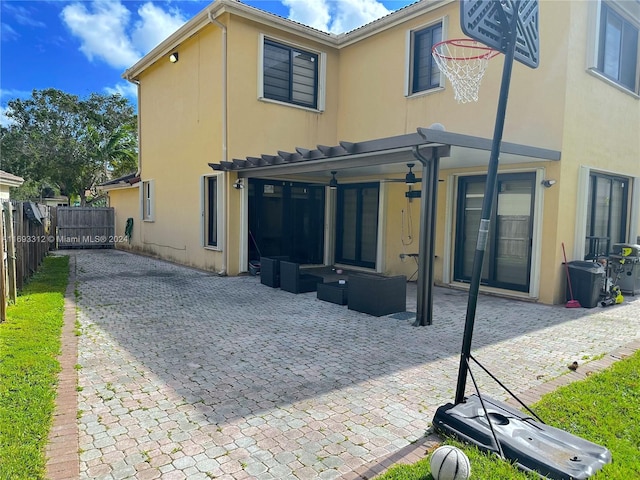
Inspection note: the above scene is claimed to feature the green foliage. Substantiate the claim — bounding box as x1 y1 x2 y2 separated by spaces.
0 256 69 480
0 88 137 205
377 351 640 479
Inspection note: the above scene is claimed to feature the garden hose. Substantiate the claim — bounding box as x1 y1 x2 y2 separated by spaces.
125 217 133 243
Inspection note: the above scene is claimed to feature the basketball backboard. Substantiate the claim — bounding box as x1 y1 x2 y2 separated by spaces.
460 0 539 68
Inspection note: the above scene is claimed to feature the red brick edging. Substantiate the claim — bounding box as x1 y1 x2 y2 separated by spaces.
45 254 79 480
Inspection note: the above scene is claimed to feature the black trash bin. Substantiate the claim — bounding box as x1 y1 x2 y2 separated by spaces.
566 261 605 308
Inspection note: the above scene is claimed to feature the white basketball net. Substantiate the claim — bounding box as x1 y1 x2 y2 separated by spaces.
432 39 498 103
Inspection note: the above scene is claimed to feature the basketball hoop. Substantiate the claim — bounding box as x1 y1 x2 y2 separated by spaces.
432 39 499 103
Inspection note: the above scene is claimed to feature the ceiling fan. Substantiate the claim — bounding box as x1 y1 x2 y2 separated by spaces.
382 163 422 183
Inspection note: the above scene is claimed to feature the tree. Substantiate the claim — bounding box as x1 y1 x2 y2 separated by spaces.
0 89 138 205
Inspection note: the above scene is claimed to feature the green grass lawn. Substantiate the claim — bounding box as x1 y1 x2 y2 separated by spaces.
378 349 640 480
0 256 69 480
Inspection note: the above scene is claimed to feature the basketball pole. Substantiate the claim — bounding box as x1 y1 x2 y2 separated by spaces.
454 1 520 405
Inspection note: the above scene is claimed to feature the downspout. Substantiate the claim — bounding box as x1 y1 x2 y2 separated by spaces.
208 10 229 275
121 72 142 177
133 80 142 177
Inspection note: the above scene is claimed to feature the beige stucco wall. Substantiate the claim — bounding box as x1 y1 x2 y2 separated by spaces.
124 14 342 274
226 16 340 158
550 1 640 303
336 1 573 303
112 1 639 304
109 186 142 248
336 1 568 150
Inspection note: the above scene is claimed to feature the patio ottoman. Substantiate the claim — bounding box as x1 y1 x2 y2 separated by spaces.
317 281 348 305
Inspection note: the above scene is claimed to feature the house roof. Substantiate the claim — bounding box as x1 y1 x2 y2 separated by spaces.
123 0 451 81
0 170 25 187
209 127 561 180
99 173 141 190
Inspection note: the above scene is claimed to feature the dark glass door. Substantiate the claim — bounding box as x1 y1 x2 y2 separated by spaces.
335 183 379 269
585 173 628 259
455 173 535 292
248 179 324 264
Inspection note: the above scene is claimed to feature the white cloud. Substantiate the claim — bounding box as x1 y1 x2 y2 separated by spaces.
61 0 139 69
1 22 19 42
329 0 390 34
3 3 46 28
61 1 187 70
282 0 390 34
131 3 188 54
0 105 15 127
282 0 331 32
104 82 139 101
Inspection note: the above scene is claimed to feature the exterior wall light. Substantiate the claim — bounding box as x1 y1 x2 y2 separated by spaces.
405 163 417 184
169 52 179 63
329 171 338 189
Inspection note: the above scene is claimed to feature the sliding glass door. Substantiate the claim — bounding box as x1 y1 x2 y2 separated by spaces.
335 183 379 268
455 173 535 292
248 179 325 264
585 173 628 259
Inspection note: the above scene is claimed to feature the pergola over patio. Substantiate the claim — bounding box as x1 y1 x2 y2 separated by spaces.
210 127 561 326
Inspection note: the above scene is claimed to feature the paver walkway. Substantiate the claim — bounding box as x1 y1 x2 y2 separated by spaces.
63 250 639 479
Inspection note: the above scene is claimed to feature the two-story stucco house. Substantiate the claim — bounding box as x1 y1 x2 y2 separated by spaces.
103 0 640 306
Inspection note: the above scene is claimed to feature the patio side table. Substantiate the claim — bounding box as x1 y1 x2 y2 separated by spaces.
317 281 348 305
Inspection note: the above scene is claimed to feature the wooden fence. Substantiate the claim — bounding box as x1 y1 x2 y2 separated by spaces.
1 201 53 320
56 207 115 248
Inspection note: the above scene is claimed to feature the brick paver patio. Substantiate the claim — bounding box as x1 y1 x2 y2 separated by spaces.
47 250 640 479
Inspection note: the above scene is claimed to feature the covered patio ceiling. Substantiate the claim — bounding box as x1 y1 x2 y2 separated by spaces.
209 127 561 181
210 127 561 327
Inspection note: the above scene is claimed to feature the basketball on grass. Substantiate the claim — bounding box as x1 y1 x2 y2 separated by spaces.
430 445 471 480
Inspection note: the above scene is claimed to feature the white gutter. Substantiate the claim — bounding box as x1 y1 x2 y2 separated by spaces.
121 0 453 82
208 10 229 276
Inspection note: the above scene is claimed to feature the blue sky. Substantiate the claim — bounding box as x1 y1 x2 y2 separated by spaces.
1 0 415 125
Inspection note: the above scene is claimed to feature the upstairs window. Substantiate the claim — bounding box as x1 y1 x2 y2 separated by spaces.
597 2 639 92
410 23 443 94
263 39 318 109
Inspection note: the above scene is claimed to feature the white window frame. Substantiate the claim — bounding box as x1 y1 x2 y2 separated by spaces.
258 34 326 112
405 16 449 98
140 180 154 222
586 0 640 96
201 174 225 251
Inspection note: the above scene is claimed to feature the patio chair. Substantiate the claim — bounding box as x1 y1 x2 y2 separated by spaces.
260 256 290 288
347 273 407 316
279 261 323 294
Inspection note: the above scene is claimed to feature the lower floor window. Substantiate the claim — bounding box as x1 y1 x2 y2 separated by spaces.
207 176 218 247
142 180 154 220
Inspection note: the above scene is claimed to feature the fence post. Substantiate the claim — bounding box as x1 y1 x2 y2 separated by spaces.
0 204 6 322
16 202 24 290
3 202 17 303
